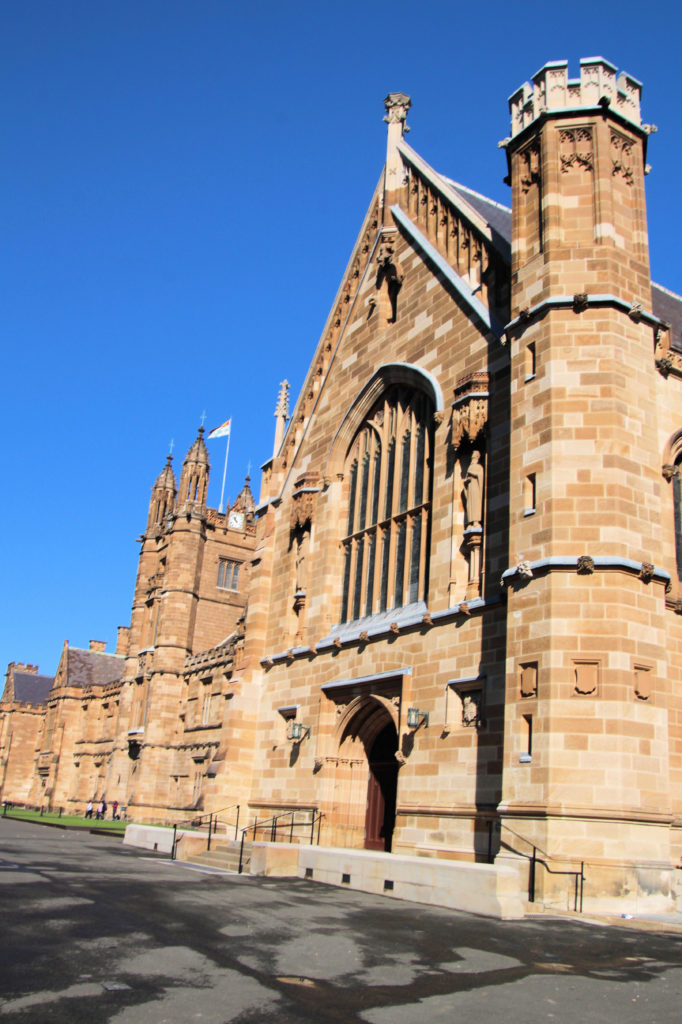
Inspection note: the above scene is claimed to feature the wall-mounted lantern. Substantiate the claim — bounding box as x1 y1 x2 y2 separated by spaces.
407 707 429 730
290 721 311 741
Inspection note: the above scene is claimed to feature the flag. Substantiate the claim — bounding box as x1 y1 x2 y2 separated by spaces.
208 419 231 440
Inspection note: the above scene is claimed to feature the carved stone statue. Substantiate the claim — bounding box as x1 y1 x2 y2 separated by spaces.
463 450 484 527
294 526 309 593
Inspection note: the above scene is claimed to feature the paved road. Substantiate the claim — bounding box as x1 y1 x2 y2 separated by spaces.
1 818 682 1023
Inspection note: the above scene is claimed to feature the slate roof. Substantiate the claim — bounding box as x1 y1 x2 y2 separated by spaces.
652 283 682 352
12 672 53 705
63 648 124 689
446 179 513 260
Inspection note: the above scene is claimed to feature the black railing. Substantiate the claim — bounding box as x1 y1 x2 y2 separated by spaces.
171 804 240 861
498 822 585 913
238 810 323 873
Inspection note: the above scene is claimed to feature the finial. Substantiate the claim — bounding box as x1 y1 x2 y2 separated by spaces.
169 438 175 455
383 93 411 193
200 410 207 427
383 92 411 132
273 380 290 457
275 380 290 419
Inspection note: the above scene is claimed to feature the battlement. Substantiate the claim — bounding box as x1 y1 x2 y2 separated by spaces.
509 58 642 137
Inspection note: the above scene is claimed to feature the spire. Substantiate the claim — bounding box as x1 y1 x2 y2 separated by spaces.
232 475 255 515
147 453 177 530
384 92 411 191
179 426 210 507
273 380 289 457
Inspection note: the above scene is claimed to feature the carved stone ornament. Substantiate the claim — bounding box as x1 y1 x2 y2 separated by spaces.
577 555 595 574
573 293 589 313
394 750 407 765
519 142 540 193
461 691 482 727
290 473 320 529
639 561 655 583
628 302 644 323
383 92 411 128
662 464 676 482
559 128 593 173
611 131 634 185
452 373 489 446
517 560 533 579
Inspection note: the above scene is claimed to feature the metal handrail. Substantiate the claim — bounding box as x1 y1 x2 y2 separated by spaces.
171 804 240 860
498 822 585 912
238 809 323 873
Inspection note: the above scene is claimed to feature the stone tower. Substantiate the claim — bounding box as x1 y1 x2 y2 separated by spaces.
499 60 671 904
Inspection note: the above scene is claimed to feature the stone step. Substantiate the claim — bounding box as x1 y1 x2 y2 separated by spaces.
185 843 250 873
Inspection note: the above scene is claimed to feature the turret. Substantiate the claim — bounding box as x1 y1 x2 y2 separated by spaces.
178 427 210 509
146 454 177 532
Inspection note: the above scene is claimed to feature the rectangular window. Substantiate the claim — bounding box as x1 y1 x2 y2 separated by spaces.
217 559 241 590
524 473 536 516
201 685 213 725
525 342 536 381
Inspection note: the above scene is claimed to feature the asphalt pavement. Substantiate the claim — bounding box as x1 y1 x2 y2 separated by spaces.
1 817 682 1023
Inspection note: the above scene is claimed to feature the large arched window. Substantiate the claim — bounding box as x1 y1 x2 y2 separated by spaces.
341 385 433 622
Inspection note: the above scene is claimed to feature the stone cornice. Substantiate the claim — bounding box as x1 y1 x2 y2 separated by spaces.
260 596 501 667
502 555 670 588
504 293 667 338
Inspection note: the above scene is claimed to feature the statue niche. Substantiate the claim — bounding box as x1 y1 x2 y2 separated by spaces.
461 448 485 600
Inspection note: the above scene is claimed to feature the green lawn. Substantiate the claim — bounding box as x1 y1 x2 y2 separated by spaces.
1 808 128 833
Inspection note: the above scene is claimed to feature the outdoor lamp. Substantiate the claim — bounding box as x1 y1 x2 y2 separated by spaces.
407 707 429 729
291 721 311 741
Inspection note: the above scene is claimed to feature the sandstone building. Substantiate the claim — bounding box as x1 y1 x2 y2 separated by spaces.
2 58 682 913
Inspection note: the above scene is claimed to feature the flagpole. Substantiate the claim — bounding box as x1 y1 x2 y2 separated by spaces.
218 427 231 514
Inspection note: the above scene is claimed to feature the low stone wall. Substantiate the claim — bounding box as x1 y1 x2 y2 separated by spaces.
251 842 524 920
123 823 196 855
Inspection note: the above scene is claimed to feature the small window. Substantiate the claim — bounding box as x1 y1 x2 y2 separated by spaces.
524 473 536 516
217 559 241 590
524 342 536 381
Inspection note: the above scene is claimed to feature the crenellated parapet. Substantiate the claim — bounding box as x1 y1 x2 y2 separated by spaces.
508 58 643 138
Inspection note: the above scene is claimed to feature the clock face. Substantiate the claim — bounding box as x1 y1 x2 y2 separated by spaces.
228 511 245 529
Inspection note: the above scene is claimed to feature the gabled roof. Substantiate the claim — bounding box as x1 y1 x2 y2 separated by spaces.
12 672 53 705
63 648 124 689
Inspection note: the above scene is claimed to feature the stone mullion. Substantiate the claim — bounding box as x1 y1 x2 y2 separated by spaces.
406 406 418 511
419 503 429 600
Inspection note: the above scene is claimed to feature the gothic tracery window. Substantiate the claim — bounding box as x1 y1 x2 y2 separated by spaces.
341 385 432 623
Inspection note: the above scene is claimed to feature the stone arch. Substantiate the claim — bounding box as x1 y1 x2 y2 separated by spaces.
333 693 399 753
327 694 400 852
324 362 444 481
663 427 682 471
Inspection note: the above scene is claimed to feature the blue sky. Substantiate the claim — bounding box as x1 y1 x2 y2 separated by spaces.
2 1 681 676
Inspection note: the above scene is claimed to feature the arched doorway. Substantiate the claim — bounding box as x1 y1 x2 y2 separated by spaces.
328 693 402 852
364 721 399 852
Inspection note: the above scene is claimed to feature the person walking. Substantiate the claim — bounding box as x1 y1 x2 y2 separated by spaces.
85 800 93 820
